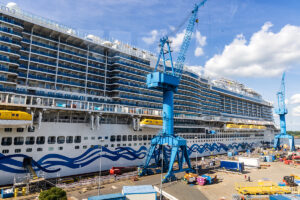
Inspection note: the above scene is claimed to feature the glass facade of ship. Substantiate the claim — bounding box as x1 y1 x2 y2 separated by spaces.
0 6 273 125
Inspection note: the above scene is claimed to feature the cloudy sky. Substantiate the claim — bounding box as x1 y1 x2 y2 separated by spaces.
4 0 300 130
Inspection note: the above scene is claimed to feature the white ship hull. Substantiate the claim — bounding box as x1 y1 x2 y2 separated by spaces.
0 122 269 185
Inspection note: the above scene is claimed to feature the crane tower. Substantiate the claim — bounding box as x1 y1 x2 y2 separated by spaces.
138 0 208 182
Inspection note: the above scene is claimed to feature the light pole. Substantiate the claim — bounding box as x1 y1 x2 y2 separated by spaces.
98 139 104 196
160 143 168 200
195 137 198 174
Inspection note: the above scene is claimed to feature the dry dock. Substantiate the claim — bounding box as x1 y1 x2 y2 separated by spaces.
5 157 300 200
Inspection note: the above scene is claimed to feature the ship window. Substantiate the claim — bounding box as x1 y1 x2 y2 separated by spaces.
66 136 73 143
75 146 79 149
134 143 137 146
84 137 88 140
128 135 132 141
83 145 87 149
16 114 19 117
37 148 43 152
26 148 32 152
122 135 127 141
4 128 12 132
98 136 102 140
110 135 116 142
15 149 21 153
57 136 65 144
105 136 108 140
1 137 12 146
111 144 114 147
28 126 35 132
17 128 24 132
128 143 131 146
117 135 121 142
74 136 81 143
91 137 95 140
12 114 15 116
59 147 63 150
48 136 56 144
138 135 142 141
148 135 152 140
133 135 137 141
36 136 45 145
117 144 120 147
123 144 126 146
143 135 147 140
14 137 24 145
26 137 35 145
2 149 9 154
48 147 54 151
104 144 108 147
91 145 94 148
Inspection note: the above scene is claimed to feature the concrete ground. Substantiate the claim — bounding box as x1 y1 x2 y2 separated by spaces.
197 162 300 200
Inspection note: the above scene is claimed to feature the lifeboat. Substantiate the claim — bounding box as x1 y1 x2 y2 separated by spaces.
140 118 162 128
0 110 32 127
225 124 239 129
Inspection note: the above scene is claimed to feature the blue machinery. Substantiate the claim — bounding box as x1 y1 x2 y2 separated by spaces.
274 73 295 151
138 1 208 182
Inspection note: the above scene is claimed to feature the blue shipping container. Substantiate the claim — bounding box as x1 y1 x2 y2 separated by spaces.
220 160 244 172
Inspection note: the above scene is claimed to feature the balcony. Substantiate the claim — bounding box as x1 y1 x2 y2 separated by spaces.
58 71 85 80
59 56 86 66
0 65 18 75
28 74 55 82
0 45 19 56
0 55 18 65
0 27 22 37
58 63 85 73
0 16 23 28
113 60 150 72
0 36 21 47
60 48 86 58
57 79 85 87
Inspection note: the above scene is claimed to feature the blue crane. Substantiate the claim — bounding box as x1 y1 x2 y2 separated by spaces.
138 0 208 182
274 72 295 151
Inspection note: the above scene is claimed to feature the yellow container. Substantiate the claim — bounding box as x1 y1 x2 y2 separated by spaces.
22 187 26 196
14 188 18 197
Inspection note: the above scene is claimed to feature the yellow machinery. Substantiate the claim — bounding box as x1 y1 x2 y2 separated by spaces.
140 118 163 128
235 181 291 195
226 124 266 130
0 110 32 120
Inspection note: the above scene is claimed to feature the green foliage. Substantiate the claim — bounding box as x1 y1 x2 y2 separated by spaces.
287 131 300 137
39 187 67 200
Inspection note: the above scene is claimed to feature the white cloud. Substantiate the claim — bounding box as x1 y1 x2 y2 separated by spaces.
169 30 186 52
194 47 204 57
290 94 300 104
292 105 300 116
142 30 159 45
204 22 300 77
169 30 206 56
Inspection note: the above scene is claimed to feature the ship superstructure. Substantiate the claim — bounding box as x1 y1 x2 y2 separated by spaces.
0 3 275 185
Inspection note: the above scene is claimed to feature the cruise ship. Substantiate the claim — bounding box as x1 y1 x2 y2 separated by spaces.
0 3 275 185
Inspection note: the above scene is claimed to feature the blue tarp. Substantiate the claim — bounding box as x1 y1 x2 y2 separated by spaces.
269 194 300 200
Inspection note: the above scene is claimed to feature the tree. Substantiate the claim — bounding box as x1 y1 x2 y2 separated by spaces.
39 187 67 200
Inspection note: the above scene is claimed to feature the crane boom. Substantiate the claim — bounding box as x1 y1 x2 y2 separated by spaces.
175 0 207 78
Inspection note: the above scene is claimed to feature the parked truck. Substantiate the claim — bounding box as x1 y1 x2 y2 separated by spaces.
220 160 244 172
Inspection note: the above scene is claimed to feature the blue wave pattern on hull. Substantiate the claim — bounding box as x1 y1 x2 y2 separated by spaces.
0 142 254 174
